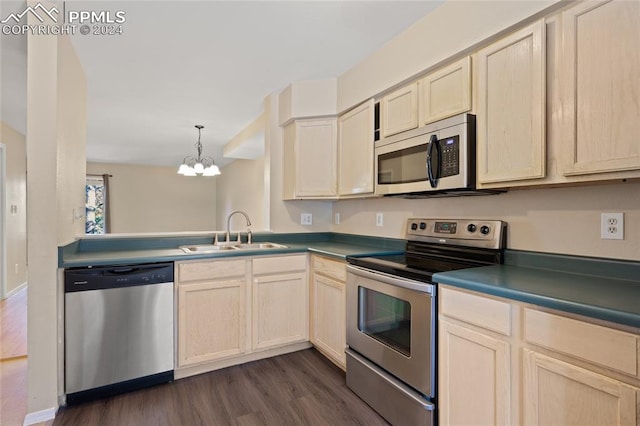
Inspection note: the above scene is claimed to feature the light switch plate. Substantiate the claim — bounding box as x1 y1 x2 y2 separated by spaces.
334 213 340 225
376 213 384 227
301 213 313 226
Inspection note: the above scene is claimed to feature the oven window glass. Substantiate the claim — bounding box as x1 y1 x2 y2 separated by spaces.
358 287 411 356
378 143 428 184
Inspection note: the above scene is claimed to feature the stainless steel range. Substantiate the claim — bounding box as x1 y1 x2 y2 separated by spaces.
345 218 507 426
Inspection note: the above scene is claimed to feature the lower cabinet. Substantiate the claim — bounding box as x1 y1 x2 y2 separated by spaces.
438 285 640 425
176 258 247 367
309 255 347 369
523 349 638 426
439 319 511 426
252 255 308 350
175 254 309 375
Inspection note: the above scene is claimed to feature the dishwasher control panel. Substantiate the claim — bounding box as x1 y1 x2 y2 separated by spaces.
64 262 174 292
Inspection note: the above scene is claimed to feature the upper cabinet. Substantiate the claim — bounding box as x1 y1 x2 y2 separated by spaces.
476 20 546 185
560 0 640 177
281 0 640 195
380 83 418 138
338 99 375 196
420 56 472 125
282 118 337 199
380 56 472 139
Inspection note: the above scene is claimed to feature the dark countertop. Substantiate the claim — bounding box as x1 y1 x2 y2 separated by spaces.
61 234 640 329
59 232 405 268
433 251 640 329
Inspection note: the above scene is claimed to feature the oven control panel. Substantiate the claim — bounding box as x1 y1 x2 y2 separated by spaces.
407 218 506 249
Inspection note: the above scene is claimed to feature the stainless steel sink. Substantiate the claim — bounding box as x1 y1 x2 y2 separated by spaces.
179 244 237 253
180 242 288 254
234 242 288 250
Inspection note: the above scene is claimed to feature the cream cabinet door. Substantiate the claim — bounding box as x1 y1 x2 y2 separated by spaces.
283 118 337 199
439 319 511 426
477 20 546 185
338 99 375 196
311 273 346 369
177 278 245 367
420 56 472 125
381 82 419 137
523 349 638 426
561 0 640 176
252 271 308 350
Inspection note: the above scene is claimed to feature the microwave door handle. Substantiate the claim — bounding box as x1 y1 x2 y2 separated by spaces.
426 134 440 188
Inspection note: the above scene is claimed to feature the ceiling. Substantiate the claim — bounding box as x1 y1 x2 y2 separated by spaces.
2 1 444 168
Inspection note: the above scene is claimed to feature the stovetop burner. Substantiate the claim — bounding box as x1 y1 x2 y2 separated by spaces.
347 218 507 282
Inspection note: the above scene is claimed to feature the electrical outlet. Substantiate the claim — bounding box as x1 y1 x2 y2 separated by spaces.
301 213 313 226
601 212 624 240
376 213 384 227
334 213 340 225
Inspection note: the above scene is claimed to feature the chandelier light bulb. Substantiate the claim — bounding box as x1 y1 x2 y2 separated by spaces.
177 163 190 175
203 164 221 176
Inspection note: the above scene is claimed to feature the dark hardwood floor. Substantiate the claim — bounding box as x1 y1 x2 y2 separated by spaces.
54 349 389 426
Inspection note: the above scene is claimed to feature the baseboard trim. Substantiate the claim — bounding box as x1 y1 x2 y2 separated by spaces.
6 281 27 299
175 341 312 380
23 406 57 426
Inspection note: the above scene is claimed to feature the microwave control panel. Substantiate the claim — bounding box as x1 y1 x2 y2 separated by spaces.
440 135 459 177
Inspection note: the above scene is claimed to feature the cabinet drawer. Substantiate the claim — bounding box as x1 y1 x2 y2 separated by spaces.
524 308 639 377
177 259 246 283
439 287 511 336
253 254 307 275
312 255 346 282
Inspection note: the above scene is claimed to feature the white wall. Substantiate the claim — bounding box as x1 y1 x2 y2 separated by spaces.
0 122 27 295
215 93 334 234
332 182 640 261
86 162 217 233
337 0 560 112
215 157 266 232
57 39 87 242
264 93 333 232
26 5 87 417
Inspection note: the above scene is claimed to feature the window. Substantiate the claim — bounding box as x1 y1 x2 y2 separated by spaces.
86 175 108 234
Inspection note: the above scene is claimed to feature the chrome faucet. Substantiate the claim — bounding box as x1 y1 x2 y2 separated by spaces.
225 210 252 244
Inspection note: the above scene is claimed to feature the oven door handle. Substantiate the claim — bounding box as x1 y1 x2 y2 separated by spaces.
346 265 435 295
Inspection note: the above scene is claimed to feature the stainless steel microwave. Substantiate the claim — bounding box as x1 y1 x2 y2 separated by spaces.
375 113 476 196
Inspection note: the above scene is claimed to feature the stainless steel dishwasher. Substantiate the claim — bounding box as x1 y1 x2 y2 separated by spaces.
64 262 174 405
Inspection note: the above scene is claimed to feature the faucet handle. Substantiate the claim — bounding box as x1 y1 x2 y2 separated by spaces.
236 232 242 243
213 232 219 245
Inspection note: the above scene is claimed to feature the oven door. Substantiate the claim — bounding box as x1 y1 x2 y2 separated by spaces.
346 265 435 397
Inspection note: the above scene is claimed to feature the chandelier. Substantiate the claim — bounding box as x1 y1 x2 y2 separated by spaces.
177 125 221 176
